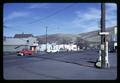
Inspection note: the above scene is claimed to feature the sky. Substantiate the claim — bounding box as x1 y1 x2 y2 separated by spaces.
3 3 117 37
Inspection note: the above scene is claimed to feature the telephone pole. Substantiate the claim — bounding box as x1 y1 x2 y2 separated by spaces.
95 3 110 68
101 3 106 68
46 26 48 52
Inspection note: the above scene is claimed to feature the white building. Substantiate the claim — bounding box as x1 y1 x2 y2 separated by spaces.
57 44 78 51
39 43 59 52
3 37 39 52
39 43 78 53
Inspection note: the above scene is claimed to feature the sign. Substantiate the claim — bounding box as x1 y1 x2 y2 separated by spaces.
99 32 109 35
114 27 117 34
101 44 104 50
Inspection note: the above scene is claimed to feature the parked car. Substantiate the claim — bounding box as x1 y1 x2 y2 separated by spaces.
17 49 34 56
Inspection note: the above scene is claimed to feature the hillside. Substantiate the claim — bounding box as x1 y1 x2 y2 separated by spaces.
36 33 79 44
36 26 116 44
78 26 115 43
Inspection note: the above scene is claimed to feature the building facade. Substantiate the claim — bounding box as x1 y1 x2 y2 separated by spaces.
3 37 39 52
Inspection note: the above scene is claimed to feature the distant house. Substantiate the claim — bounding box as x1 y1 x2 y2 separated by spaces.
3 34 39 52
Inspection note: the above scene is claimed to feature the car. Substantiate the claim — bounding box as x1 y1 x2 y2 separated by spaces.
17 49 34 56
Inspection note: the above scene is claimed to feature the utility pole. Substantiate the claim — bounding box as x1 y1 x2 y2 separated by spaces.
46 26 48 53
95 3 110 68
101 3 106 68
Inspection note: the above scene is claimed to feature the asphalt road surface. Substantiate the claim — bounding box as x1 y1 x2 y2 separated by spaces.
3 49 117 80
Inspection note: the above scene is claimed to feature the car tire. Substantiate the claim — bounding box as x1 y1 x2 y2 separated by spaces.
17 54 21 56
29 54 31 55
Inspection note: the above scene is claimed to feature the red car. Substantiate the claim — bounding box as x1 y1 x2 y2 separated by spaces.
17 49 34 56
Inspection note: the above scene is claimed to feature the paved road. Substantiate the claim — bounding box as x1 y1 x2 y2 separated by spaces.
3 50 117 80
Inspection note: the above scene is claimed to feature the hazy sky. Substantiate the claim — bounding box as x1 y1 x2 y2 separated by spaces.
3 3 117 36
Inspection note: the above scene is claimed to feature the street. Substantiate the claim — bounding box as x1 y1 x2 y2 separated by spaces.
3 50 117 80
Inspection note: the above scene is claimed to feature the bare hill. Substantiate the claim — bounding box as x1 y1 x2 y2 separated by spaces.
78 26 115 43
36 26 116 44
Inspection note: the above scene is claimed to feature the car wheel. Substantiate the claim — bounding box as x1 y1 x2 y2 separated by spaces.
17 54 21 56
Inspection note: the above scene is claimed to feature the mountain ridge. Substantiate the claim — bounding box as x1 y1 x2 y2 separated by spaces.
35 26 116 44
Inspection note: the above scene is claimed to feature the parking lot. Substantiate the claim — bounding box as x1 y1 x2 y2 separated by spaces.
3 49 117 80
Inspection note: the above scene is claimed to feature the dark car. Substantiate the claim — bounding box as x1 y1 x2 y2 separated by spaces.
17 49 34 56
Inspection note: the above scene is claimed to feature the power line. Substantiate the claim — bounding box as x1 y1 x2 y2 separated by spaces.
15 3 75 26
4 3 75 35
27 3 75 25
